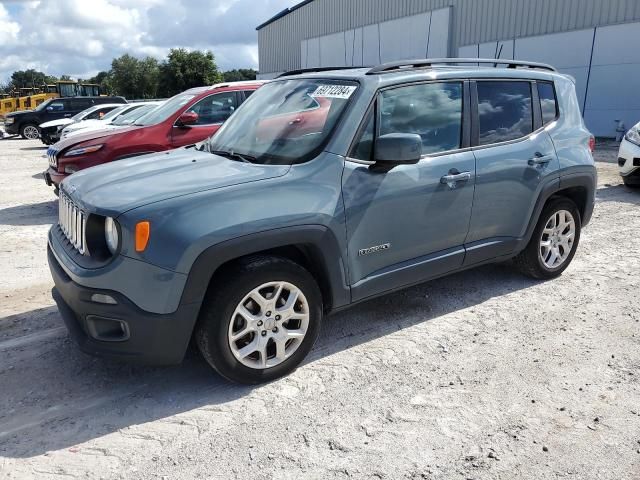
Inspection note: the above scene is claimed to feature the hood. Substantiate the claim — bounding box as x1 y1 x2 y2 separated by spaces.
62 147 290 215
64 119 104 132
40 118 73 128
63 124 123 139
53 125 139 151
6 109 33 117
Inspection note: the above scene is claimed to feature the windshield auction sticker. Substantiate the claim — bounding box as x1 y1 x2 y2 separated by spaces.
310 85 357 99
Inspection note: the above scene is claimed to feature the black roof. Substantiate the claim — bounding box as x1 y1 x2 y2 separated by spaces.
256 0 314 30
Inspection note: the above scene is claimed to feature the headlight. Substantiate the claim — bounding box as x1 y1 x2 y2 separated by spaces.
5 117 14 125
65 144 104 157
625 122 640 146
104 217 119 255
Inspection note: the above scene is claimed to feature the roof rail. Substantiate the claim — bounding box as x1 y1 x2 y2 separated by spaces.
277 66 363 78
366 58 557 75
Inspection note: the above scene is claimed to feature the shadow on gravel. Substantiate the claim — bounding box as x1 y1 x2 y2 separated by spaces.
596 183 640 205
0 262 539 458
20 146 47 151
0 200 57 226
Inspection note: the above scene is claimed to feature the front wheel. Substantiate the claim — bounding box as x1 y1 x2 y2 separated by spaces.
20 124 40 140
195 256 323 384
514 197 581 279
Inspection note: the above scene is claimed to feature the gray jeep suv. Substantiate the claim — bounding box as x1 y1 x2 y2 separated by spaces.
48 59 596 384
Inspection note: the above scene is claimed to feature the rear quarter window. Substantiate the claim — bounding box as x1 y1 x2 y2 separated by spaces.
537 82 558 125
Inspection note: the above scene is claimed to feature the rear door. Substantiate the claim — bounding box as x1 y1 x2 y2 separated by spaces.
464 79 560 264
170 91 239 147
342 80 476 301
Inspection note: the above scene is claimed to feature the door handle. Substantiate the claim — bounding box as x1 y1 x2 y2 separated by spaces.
440 170 471 189
528 152 553 166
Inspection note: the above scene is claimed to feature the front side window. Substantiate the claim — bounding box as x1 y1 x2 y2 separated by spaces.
537 82 558 125
47 101 65 112
208 79 357 165
477 81 533 145
187 92 237 125
379 82 463 155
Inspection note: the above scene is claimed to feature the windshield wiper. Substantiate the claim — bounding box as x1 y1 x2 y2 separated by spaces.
210 149 256 163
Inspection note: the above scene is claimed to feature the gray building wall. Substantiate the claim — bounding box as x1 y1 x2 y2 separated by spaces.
257 0 640 136
258 0 640 75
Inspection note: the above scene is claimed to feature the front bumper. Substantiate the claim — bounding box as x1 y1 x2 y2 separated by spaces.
44 166 67 187
618 138 640 178
48 245 200 365
4 121 18 135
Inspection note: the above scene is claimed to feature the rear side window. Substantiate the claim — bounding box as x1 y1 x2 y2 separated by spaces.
477 81 533 145
537 82 558 125
379 82 463 155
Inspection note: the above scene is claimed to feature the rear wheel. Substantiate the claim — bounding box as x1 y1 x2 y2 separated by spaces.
20 124 40 140
514 197 581 279
195 256 323 384
622 176 640 188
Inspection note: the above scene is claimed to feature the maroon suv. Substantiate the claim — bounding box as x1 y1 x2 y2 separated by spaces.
44 81 265 190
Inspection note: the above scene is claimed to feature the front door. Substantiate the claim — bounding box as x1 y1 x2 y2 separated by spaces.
464 80 560 264
171 91 239 147
342 81 476 301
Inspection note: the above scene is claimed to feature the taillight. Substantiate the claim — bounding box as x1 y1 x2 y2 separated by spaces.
588 136 596 153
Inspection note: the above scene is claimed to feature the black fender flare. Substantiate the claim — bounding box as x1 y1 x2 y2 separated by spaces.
518 168 596 251
178 225 351 313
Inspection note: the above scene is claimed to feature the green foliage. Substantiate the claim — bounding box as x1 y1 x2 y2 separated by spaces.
110 54 160 99
158 49 223 97
223 69 257 82
7 49 251 99
10 69 58 89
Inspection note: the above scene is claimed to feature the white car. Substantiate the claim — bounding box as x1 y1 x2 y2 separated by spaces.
60 101 163 139
39 103 123 145
619 121 640 187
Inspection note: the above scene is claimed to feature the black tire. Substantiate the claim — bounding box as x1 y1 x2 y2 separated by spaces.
514 197 581 279
622 176 640 188
20 123 40 140
195 255 323 384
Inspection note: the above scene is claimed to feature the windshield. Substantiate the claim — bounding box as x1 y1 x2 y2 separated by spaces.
133 93 195 126
71 105 101 122
112 104 159 126
208 79 357 164
101 105 128 121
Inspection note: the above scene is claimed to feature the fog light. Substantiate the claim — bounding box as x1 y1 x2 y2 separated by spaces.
64 165 78 174
90 293 117 305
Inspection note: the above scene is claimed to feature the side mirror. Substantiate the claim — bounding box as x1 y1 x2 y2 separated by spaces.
374 133 422 168
176 111 199 127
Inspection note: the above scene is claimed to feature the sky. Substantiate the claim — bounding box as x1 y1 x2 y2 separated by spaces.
0 0 294 82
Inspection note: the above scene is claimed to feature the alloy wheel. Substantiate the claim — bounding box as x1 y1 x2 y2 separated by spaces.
227 281 309 369
539 209 576 269
22 125 40 139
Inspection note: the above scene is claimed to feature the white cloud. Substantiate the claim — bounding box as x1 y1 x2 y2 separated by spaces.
0 0 292 81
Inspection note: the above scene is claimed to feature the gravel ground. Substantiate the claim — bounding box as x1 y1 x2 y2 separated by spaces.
0 138 638 480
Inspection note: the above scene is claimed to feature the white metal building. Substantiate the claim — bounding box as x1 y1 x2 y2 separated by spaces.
256 0 640 137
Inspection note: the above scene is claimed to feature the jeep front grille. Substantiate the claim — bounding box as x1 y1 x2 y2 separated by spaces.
47 147 58 168
58 193 87 255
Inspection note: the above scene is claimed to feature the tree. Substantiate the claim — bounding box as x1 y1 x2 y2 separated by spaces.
223 69 257 82
110 54 159 99
10 69 57 89
158 49 222 97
